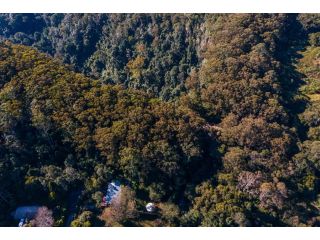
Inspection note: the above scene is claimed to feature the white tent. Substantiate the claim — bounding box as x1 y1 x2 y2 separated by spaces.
146 202 156 212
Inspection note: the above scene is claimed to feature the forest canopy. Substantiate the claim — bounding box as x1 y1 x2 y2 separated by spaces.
1 13 320 227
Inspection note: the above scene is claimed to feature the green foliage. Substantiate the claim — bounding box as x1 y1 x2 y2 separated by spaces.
71 211 101 227
1 14 320 227
0 41 210 226
158 202 180 226
183 176 250 226
309 33 320 47
0 13 207 100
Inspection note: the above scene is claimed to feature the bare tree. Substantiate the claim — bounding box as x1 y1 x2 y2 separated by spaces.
30 207 54 227
237 171 263 197
101 186 137 226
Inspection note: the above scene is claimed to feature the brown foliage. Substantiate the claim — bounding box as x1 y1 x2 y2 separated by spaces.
101 186 137 226
30 207 54 227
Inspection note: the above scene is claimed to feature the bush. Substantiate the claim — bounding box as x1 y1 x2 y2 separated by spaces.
310 32 320 47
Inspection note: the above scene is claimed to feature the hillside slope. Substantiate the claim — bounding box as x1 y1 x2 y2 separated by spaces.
1 14 320 227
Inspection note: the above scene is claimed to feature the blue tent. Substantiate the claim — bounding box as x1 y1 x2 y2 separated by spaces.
104 181 121 204
11 206 40 220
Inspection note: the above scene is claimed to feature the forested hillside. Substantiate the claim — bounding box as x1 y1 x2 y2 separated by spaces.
0 14 320 227
0 14 209 100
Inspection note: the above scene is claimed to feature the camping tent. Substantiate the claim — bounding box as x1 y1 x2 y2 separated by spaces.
103 181 121 205
146 203 156 212
11 206 40 220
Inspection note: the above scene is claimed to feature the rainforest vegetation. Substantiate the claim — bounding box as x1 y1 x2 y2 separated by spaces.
0 13 320 227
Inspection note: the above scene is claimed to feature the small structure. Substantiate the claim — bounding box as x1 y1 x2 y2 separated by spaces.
18 219 25 227
146 202 156 213
102 181 121 206
11 206 40 221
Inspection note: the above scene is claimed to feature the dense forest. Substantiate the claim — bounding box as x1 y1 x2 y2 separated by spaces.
0 13 320 227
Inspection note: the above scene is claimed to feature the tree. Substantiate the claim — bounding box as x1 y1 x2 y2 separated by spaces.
259 182 288 210
30 207 54 227
237 171 263 198
159 202 180 226
70 211 104 227
101 186 137 226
